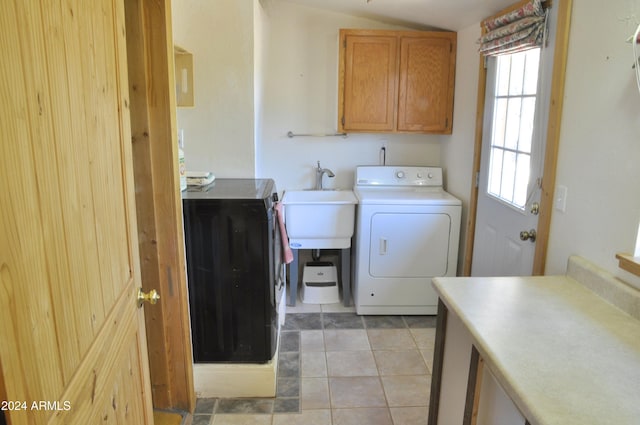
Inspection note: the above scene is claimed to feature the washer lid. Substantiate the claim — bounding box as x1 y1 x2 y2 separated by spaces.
354 186 462 205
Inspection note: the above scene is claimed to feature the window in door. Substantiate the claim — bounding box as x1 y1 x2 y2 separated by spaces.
487 48 540 209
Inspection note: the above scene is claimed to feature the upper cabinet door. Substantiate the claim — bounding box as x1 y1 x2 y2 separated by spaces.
341 33 398 132
397 34 456 133
338 29 456 134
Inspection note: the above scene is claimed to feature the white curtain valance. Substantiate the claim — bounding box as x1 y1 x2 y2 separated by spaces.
478 0 547 56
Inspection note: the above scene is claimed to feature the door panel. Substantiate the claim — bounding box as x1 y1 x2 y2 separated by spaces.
369 213 451 277
343 34 398 131
397 35 455 132
0 1 153 424
472 198 534 277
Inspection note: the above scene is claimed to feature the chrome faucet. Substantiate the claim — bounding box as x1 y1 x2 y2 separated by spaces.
314 161 335 190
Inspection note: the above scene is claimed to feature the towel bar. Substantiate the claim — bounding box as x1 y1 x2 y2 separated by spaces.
287 131 348 138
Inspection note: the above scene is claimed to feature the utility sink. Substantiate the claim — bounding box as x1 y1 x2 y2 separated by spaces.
282 190 357 249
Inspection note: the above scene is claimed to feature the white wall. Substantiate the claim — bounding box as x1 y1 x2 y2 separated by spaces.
256 1 443 191
172 0 256 177
544 0 640 288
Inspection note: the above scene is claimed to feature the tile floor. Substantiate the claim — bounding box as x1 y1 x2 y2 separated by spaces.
193 309 437 425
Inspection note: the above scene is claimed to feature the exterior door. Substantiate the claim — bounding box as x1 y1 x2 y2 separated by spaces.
468 1 571 277
472 47 547 277
0 1 154 424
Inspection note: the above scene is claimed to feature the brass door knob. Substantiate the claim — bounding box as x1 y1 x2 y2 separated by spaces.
519 229 537 242
137 288 160 307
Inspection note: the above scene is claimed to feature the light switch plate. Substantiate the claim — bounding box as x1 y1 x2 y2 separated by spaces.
555 185 568 212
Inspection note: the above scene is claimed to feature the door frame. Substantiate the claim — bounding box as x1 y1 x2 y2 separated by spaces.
463 0 573 276
124 0 195 412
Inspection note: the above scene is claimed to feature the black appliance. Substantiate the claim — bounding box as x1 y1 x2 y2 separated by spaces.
183 178 281 363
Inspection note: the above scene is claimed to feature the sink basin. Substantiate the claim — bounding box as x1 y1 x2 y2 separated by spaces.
282 190 357 249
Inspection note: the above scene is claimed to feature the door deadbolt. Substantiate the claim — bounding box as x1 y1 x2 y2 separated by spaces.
137 288 160 307
519 229 537 242
530 202 540 215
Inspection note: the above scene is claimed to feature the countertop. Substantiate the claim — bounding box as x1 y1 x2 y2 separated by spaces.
432 258 640 425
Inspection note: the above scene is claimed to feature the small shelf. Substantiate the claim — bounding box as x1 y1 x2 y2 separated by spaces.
616 253 640 277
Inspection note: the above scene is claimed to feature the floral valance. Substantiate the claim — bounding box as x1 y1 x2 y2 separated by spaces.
478 0 548 56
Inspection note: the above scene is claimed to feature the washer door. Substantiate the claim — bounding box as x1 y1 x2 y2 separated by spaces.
369 212 451 278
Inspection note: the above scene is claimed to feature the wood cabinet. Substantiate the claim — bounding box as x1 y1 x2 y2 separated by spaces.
338 29 456 134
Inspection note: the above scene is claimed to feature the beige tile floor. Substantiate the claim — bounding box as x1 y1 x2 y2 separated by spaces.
194 308 436 425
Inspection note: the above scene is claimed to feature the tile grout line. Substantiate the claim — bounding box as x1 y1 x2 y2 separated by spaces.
207 313 436 421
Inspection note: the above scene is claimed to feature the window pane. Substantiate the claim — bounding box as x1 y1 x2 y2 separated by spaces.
523 49 540 95
492 98 508 148
500 150 517 201
486 48 540 210
496 56 511 96
488 147 504 196
504 98 522 150
509 51 525 96
518 97 536 153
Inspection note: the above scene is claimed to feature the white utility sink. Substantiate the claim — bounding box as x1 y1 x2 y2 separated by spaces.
282 190 357 249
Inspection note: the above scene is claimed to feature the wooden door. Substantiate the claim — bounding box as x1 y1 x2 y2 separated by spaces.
397 34 456 134
340 30 398 132
0 1 154 424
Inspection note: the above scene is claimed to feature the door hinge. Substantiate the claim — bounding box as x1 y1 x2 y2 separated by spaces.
341 116 345 126
475 171 480 188
343 39 346 48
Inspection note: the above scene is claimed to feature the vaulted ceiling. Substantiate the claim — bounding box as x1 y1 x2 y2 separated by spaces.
278 0 515 31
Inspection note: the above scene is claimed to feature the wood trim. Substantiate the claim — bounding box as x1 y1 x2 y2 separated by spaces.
463 346 484 425
532 0 573 274
428 299 449 425
462 53 487 276
124 0 195 412
337 30 346 132
465 0 573 276
616 253 640 277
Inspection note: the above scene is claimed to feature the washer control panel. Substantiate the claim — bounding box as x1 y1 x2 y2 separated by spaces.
356 166 443 187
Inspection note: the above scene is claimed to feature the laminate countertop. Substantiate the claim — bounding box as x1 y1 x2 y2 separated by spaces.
432 257 640 425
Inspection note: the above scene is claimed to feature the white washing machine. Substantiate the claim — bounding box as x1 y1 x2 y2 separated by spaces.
353 166 461 315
